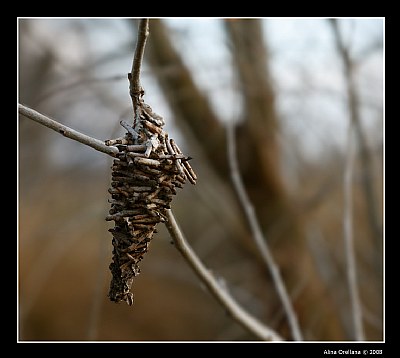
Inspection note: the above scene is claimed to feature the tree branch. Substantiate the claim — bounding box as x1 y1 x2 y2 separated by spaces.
165 209 283 341
330 20 382 246
330 19 365 341
127 19 149 129
226 121 302 341
18 103 118 157
129 19 149 96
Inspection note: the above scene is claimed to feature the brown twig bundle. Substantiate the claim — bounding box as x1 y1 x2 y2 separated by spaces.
105 94 196 305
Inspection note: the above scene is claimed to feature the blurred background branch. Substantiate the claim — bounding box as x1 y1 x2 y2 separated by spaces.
329 19 382 250
226 121 302 340
329 18 366 341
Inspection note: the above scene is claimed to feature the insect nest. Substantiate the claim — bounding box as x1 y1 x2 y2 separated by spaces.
105 96 196 305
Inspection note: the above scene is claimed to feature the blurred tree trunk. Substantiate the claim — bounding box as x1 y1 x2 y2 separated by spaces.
144 20 228 177
224 19 345 339
144 18 344 340
224 19 286 235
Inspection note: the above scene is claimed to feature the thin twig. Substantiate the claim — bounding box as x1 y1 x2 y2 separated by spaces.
18 103 118 157
164 209 283 341
129 19 149 96
343 109 365 340
329 20 382 246
128 19 149 129
330 19 365 341
226 122 302 341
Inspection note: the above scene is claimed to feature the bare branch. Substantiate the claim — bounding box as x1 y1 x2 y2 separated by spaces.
18 103 118 157
342 106 364 340
330 19 382 245
164 209 283 341
129 19 149 96
330 19 365 341
226 121 302 341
